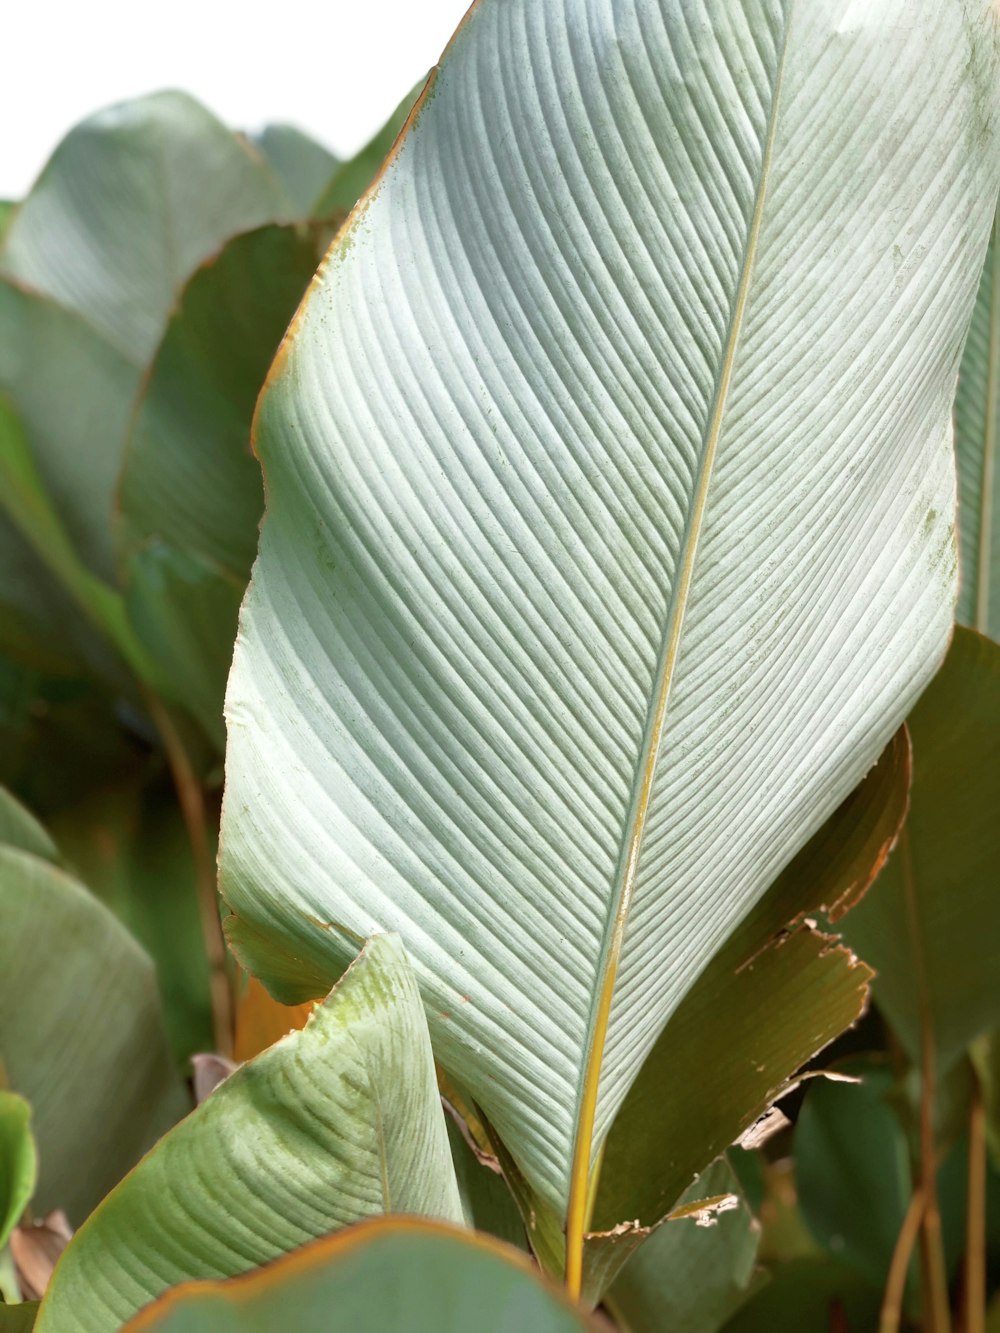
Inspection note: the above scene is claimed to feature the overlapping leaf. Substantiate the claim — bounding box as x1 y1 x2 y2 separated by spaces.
222 0 998 1219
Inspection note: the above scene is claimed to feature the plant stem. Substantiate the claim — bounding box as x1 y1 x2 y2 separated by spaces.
880 1187 926 1333
898 825 951 1333
964 1074 987 1333
145 690 233 1056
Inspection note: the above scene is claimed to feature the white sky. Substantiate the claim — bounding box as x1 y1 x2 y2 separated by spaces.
2 0 472 198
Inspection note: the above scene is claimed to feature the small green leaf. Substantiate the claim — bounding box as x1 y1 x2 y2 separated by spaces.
119 1219 599 1333
36 935 464 1333
0 1093 36 1252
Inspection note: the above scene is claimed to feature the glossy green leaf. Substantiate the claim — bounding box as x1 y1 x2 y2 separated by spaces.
36 934 464 1333
606 1162 761 1333
0 1094 35 1252
312 83 420 218
47 779 213 1064
120 1219 600 1333
251 125 339 216
0 789 188 1222
222 0 997 1214
956 208 999 639
843 628 1000 1069
0 92 287 364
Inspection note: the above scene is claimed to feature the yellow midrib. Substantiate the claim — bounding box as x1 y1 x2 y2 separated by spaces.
975 211 999 634
562 16 794 1295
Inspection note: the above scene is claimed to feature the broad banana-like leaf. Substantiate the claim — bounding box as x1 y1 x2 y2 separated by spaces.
490 733 903 1301
118 1219 600 1333
36 934 464 1333
0 1093 35 1253
221 0 1000 1222
956 209 999 640
0 92 286 364
843 628 1000 1069
0 790 187 1221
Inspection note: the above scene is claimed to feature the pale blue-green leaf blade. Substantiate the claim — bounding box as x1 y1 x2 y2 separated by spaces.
36 934 464 1333
222 0 1000 1213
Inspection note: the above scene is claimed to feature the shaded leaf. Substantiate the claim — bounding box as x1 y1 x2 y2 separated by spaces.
843 628 1000 1068
720 1258 881 1333
232 976 314 1063
222 0 995 1219
36 935 463 1333
0 1303 38 1331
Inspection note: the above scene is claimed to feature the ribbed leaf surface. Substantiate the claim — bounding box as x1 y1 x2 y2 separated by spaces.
37 935 463 1333
221 0 1000 1211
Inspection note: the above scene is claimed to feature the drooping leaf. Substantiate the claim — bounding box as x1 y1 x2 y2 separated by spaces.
606 1161 761 1333
36 934 464 1333
0 789 188 1222
118 1219 600 1333
955 208 999 639
0 1094 36 1252
0 92 287 364
221 0 998 1220
250 125 339 217
843 628 1000 1070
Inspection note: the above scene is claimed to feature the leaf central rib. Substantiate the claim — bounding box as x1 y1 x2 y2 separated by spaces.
563 13 793 1296
976 211 999 633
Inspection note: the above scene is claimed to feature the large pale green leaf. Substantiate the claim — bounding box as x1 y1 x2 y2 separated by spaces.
843 628 1000 1069
0 92 286 364
0 790 188 1222
118 1219 600 1333
0 1094 35 1253
956 209 999 639
221 0 999 1219
36 934 464 1333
